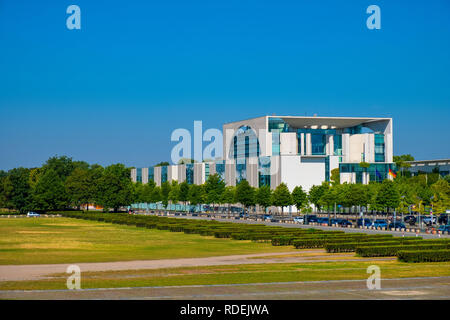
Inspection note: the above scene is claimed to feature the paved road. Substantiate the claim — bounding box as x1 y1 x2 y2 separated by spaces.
0 251 393 282
2 277 449 300
163 214 449 239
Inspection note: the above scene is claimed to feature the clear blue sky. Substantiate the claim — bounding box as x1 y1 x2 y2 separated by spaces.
1 0 449 170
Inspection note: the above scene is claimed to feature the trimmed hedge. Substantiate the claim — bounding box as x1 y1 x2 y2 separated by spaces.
356 243 450 257
397 249 450 262
325 239 423 253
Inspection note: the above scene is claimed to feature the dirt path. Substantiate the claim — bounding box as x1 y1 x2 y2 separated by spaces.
1 277 448 300
0 251 393 282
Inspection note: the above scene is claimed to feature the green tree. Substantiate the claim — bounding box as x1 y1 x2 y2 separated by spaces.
291 186 307 213
308 183 329 212
96 164 134 212
271 183 292 215
188 184 205 208
33 169 68 211
255 185 272 214
393 154 414 177
430 179 450 214
154 162 170 167
204 174 225 214
168 180 180 209
2 168 32 213
160 181 172 209
376 179 400 213
151 186 162 203
235 180 256 214
41 156 76 181
330 168 340 186
178 181 190 211
140 180 156 203
65 167 91 210
221 186 236 218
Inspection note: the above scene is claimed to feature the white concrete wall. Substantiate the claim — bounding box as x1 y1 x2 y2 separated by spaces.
329 155 340 171
223 116 269 160
194 163 205 185
280 132 298 155
154 166 162 187
342 133 350 162
270 156 281 190
305 133 312 155
142 167 149 184
177 164 186 183
225 160 236 186
168 165 178 182
246 157 259 187
349 134 365 162
280 155 325 192
130 168 137 183
340 172 355 184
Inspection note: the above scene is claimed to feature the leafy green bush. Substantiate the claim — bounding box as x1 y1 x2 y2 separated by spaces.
325 239 423 253
356 243 450 257
397 249 450 262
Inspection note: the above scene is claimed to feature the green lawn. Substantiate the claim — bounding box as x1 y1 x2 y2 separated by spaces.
0 218 295 265
2 260 449 290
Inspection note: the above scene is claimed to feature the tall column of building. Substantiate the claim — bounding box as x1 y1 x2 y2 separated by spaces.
326 135 334 155
193 163 205 185
154 166 162 187
246 157 259 188
130 168 137 183
142 168 149 184
342 133 350 162
177 164 186 183
225 160 236 186
306 133 312 155
300 133 305 155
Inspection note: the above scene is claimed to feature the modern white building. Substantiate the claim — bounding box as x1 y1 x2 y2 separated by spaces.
131 115 396 192
406 159 450 177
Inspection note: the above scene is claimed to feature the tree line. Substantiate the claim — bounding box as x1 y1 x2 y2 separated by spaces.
1 155 449 215
0 156 134 213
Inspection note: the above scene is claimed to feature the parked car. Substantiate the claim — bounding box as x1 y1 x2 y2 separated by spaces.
357 218 373 227
293 216 304 224
403 215 417 225
438 225 450 233
372 219 388 228
27 211 40 217
263 215 273 221
304 215 318 223
438 214 448 225
389 221 406 229
422 216 436 226
330 218 340 225
317 217 330 225
337 219 353 227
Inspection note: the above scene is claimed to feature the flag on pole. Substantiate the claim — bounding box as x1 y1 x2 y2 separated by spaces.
375 169 383 181
388 168 397 178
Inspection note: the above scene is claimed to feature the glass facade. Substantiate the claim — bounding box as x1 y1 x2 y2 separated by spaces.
272 132 280 155
205 163 210 181
215 160 225 181
311 133 326 155
186 164 194 184
333 134 342 156
236 160 246 184
258 156 271 187
231 126 260 159
136 168 142 183
339 163 396 183
161 166 168 183
375 134 385 162
325 156 330 182
148 167 154 182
